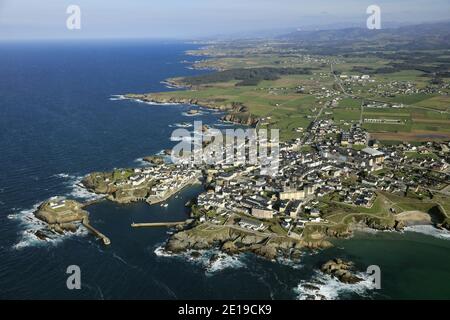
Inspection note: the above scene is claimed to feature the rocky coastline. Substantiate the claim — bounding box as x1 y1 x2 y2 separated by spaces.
320 259 363 284
163 223 333 261
124 93 260 127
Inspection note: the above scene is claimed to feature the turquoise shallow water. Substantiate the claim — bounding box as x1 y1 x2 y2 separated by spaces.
0 41 449 299
330 229 450 299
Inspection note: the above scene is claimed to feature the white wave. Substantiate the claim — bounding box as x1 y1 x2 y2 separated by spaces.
294 271 377 300
109 94 126 101
54 173 102 201
182 111 204 117
205 253 245 274
113 95 185 106
53 173 71 179
142 101 184 106
156 149 167 156
169 123 194 128
214 122 234 127
153 245 245 274
276 256 303 270
198 108 213 114
134 157 149 167
154 245 175 258
404 225 450 240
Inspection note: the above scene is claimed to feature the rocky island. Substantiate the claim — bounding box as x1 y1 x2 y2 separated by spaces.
33 196 110 245
35 197 88 234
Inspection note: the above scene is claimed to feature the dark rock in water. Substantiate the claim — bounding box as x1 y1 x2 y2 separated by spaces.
320 258 362 284
209 254 220 264
34 230 49 241
190 251 201 258
50 224 65 235
302 284 320 291
290 249 303 261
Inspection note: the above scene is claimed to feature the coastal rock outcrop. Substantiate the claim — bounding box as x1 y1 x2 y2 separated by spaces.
439 217 450 231
124 93 260 127
320 259 362 284
143 155 165 165
221 113 259 126
35 198 88 225
165 224 331 260
33 197 89 240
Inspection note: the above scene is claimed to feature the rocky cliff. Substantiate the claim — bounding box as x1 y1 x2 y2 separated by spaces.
165 224 332 260
124 93 260 127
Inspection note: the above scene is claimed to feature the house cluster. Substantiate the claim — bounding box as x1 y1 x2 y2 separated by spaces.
339 74 373 83
193 120 396 231
97 164 201 203
340 124 369 147
369 80 449 98
181 112 449 237
147 166 201 199
111 168 155 188
364 102 404 109
48 196 67 210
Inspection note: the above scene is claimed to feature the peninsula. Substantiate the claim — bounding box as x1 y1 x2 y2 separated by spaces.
122 23 450 261
32 23 450 265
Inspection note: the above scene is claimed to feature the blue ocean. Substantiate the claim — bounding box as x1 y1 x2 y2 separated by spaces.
1 41 449 299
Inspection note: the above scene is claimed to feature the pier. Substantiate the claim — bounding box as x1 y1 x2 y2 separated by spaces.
82 218 111 245
131 220 192 228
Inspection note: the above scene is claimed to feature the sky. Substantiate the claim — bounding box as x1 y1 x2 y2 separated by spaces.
0 0 449 40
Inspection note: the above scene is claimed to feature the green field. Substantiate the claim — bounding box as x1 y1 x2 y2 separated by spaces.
134 39 450 142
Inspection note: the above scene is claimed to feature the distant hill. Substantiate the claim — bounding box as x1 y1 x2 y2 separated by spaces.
281 21 450 42
280 22 450 52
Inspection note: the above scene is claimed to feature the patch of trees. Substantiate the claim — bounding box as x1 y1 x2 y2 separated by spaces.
181 67 312 86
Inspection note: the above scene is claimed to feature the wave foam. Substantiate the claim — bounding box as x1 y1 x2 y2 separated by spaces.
109 95 126 101
54 173 102 201
294 271 377 300
111 95 184 106
404 225 450 240
153 245 245 274
182 111 204 117
133 158 149 167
